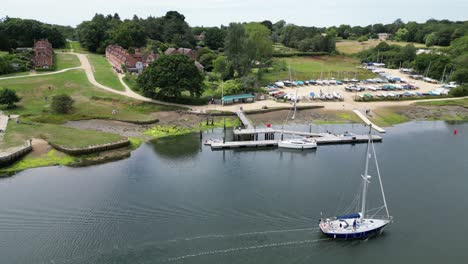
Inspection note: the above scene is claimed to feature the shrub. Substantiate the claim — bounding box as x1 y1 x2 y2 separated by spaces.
51 94 74 114
449 85 468 97
0 88 21 108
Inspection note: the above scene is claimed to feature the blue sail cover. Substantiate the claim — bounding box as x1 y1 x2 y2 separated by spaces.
336 213 361 219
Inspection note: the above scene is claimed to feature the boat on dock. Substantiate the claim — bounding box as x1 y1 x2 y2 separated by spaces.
278 138 317 150
204 139 223 146
319 125 392 239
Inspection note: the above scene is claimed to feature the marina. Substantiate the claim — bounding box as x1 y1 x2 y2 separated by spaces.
210 133 382 149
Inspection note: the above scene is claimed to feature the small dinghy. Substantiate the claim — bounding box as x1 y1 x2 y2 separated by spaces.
203 139 223 146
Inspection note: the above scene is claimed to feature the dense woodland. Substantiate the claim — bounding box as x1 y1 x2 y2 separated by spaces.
0 14 467 98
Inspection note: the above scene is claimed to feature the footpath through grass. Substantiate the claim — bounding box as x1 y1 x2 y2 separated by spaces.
87 54 126 91
0 69 182 148
67 41 88 53
261 56 375 84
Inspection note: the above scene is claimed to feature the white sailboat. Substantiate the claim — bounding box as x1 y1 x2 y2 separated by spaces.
278 65 317 150
319 125 392 239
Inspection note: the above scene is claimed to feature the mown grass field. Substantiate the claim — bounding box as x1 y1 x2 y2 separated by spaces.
261 56 376 84
0 51 8 56
87 54 126 91
0 69 181 148
67 41 88 53
336 39 431 54
55 52 81 70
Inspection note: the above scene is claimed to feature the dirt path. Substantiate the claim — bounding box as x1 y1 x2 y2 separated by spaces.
0 66 83 81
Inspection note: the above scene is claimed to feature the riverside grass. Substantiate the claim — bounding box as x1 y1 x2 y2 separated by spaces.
0 150 75 174
144 118 241 139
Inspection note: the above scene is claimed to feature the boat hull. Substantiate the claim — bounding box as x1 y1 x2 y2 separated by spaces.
321 224 388 239
278 141 317 149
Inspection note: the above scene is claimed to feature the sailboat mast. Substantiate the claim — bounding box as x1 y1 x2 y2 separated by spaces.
291 65 297 119
360 125 372 218
371 140 390 218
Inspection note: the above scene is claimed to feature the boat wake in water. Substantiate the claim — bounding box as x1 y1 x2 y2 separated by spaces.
164 238 330 262
167 227 321 243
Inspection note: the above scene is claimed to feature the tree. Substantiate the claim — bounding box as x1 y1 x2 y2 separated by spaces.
224 23 249 77
137 55 204 98
394 28 409 42
51 94 74 114
425 32 439 47
199 53 217 72
110 21 147 49
204 27 226 50
0 88 20 108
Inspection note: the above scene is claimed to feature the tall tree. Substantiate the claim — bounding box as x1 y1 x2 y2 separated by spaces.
137 55 204 98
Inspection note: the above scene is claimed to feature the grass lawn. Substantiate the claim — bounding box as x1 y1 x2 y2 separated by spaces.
55 53 81 70
261 56 376 84
369 108 409 127
273 43 300 54
67 41 88 53
0 71 32 78
336 39 433 54
0 69 182 148
416 98 468 108
3 121 124 148
0 51 8 56
87 54 126 91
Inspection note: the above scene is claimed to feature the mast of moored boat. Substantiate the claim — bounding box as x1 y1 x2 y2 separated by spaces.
360 125 372 218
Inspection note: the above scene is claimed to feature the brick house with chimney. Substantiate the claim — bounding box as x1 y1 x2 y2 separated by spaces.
105 44 159 73
34 39 54 69
164 48 204 71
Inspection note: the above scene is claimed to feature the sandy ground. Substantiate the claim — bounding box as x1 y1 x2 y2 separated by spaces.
31 138 51 156
65 119 149 138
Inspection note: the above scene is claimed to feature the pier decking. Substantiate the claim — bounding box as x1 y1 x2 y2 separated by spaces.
233 128 321 137
236 110 252 129
353 110 386 133
211 134 382 149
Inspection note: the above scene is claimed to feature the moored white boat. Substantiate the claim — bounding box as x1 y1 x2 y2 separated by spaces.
278 138 317 149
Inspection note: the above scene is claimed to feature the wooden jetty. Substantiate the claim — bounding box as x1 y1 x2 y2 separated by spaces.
236 110 252 129
211 134 382 150
353 110 386 133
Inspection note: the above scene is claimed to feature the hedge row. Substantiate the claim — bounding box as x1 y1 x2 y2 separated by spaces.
154 95 211 105
272 52 329 58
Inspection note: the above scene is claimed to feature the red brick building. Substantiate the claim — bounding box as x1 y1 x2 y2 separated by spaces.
34 39 53 69
105 45 158 73
164 48 198 60
164 48 204 71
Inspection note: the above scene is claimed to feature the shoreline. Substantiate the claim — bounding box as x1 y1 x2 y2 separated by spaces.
1 103 467 176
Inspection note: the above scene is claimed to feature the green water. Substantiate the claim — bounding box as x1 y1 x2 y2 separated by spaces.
0 121 466 263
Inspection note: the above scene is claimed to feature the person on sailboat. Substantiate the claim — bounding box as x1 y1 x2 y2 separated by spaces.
353 219 357 230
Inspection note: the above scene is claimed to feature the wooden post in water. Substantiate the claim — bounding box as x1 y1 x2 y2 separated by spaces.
309 124 312 133
199 124 202 140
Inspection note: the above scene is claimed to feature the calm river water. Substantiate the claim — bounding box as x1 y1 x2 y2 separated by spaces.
0 121 467 263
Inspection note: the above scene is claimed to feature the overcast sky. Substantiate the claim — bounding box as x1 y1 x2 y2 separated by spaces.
2 0 467 27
